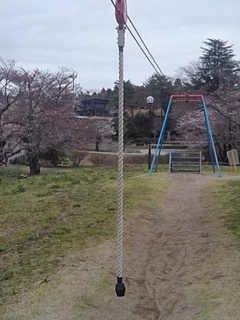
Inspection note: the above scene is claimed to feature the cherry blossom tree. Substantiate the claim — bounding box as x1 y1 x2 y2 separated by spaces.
1 61 96 174
206 82 240 161
173 38 240 162
0 59 20 164
176 82 240 162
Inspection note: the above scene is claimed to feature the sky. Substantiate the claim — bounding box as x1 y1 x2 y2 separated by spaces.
1 0 240 91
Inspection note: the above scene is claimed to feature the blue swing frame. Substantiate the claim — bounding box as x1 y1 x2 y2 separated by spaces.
149 94 221 177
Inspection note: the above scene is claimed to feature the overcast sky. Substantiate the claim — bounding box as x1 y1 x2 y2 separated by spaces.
1 0 240 91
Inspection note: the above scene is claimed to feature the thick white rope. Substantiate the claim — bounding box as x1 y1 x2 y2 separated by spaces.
116 43 124 280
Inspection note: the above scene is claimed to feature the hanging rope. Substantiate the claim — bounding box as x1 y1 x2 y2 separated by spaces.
113 0 127 297
117 47 124 279
115 27 126 297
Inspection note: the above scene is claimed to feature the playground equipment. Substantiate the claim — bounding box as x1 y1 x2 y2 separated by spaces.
149 94 221 177
169 151 202 174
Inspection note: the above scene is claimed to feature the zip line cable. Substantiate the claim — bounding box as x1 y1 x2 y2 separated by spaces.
125 26 163 78
126 15 165 77
110 0 165 78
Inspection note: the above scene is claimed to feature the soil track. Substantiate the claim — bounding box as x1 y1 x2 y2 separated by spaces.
125 173 215 319
2 173 240 320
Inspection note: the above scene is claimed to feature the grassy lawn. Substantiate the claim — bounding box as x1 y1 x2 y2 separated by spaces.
1 163 239 310
206 164 240 240
0 165 169 307
211 178 240 239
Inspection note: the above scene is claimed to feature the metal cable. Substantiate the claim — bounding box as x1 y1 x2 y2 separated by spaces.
127 15 165 77
110 0 164 78
125 25 163 78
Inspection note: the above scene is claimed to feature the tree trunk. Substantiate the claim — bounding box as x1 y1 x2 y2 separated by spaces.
95 140 99 152
0 140 6 165
27 150 41 175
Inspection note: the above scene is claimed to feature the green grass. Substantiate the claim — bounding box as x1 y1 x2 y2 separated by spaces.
202 164 237 174
194 173 240 320
0 165 169 307
211 179 240 239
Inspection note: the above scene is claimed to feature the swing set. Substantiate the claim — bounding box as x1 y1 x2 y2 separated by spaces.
149 94 221 177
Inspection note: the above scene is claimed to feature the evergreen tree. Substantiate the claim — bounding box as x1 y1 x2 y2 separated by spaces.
125 113 150 140
143 73 173 109
193 39 239 92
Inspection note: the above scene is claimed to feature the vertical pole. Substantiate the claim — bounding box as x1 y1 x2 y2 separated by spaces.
168 152 172 173
199 151 202 174
146 96 154 171
148 108 151 170
115 27 126 297
232 150 237 173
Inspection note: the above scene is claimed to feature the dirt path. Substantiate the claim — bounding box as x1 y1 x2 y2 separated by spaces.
3 173 240 319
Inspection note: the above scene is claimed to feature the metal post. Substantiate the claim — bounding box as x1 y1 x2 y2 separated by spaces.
147 96 154 170
148 120 151 170
168 152 172 173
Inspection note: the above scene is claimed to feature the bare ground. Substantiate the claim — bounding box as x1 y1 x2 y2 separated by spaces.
2 173 240 320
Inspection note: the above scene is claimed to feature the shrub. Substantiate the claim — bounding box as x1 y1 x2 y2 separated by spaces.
69 150 87 167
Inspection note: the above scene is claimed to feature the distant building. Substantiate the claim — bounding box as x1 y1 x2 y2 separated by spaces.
76 97 110 117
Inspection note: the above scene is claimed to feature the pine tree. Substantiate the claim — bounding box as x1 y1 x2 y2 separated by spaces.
143 73 173 109
197 39 239 92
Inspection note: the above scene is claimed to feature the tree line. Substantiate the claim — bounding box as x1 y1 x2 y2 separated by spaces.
1 38 240 173
98 38 240 162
